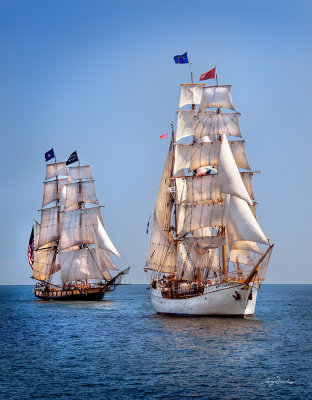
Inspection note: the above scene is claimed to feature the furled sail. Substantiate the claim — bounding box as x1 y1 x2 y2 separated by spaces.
59 248 107 283
42 178 67 207
45 162 68 180
147 217 176 272
180 203 226 235
68 165 93 182
186 236 225 249
199 85 235 111
179 84 205 108
218 134 253 205
228 196 268 245
65 181 99 209
37 206 61 249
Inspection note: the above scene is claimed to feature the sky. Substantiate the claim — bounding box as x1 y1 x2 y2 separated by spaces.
0 0 311 284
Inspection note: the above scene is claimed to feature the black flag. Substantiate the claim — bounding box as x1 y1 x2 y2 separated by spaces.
66 151 79 165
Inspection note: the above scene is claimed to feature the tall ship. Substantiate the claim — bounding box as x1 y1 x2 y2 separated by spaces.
28 151 129 300
145 74 273 316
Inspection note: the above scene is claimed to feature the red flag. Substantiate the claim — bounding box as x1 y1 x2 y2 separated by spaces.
160 133 168 139
199 67 216 81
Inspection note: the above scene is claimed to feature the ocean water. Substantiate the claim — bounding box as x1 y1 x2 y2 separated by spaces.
0 284 311 400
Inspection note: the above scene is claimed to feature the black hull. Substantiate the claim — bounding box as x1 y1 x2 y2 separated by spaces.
33 287 108 301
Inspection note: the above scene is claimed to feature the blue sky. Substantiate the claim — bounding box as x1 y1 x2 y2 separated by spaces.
0 0 311 284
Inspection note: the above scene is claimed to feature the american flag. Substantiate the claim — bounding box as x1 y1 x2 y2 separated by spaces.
27 225 34 269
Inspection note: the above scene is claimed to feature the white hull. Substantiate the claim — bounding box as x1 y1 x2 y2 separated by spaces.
150 282 257 316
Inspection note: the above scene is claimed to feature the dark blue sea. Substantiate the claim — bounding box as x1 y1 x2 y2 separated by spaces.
0 284 311 400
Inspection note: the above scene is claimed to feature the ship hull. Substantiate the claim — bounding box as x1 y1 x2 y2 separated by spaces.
33 287 108 301
150 282 257 316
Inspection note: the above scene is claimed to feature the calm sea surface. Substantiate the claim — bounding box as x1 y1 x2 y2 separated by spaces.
0 284 311 400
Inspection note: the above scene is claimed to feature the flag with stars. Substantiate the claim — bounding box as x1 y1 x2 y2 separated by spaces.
174 52 189 64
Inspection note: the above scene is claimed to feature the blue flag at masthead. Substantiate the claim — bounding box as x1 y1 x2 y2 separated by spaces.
174 52 189 64
45 148 55 161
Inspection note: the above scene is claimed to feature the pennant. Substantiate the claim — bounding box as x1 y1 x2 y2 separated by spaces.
200 67 216 81
45 148 55 162
27 225 34 269
66 151 79 165
174 52 189 64
160 133 168 139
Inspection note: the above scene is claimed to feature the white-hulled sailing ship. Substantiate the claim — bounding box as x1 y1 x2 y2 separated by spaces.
29 152 129 300
145 75 273 316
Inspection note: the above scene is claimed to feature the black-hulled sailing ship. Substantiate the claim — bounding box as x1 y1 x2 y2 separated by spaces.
28 150 129 301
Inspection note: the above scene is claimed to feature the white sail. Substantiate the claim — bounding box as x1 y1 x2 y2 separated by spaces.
59 248 107 283
191 246 220 272
189 140 250 171
68 165 93 182
229 196 268 245
45 162 68 180
179 84 204 108
174 141 250 173
155 143 174 232
195 112 241 139
199 85 235 111
180 203 225 235
95 216 121 258
176 110 241 142
42 178 67 207
174 144 192 175
91 226 113 281
231 240 261 254
99 249 119 271
59 207 103 250
240 172 255 200
65 181 99 209
147 216 176 272
176 241 194 281
186 175 222 203
229 249 255 266
38 206 61 249
176 110 198 141
32 247 59 281
218 134 253 205
34 220 40 249
175 176 187 204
